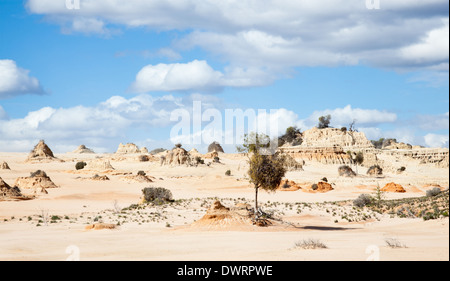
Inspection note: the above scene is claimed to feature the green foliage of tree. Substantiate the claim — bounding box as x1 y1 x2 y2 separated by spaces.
318 114 331 129
239 132 287 222
248 153 286 219
354 152 364 165
371 138 385 149
236 132 271 155
278 126 302 147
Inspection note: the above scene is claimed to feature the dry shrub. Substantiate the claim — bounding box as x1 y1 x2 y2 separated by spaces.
142 187 173 204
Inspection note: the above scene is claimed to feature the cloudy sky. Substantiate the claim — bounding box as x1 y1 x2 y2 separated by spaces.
0 0 448 153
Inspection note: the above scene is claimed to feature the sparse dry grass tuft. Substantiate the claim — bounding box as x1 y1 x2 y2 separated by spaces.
385 237 407 248
294 238 328 249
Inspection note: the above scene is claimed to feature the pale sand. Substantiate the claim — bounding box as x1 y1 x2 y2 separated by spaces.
0 152 448 261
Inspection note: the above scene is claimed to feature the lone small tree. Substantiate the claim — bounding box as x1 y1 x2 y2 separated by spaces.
238 132 286 223
236 132 271 155
347 151 364 174
318 115 331 129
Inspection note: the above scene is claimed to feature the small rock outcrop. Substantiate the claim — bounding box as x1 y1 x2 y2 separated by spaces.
72 145 95 154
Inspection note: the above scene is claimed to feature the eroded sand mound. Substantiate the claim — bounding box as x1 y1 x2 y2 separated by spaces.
1 177 22 199
120 174 154 183
191 201 253 229
27 140 61 162
382 182 406 193
14 170 58 194
308 181 334 193
278 179 302 191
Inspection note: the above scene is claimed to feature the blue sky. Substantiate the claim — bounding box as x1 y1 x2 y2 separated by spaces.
0 0 448 153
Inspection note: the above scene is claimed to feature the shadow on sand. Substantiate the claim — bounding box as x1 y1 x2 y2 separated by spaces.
300 225 359 231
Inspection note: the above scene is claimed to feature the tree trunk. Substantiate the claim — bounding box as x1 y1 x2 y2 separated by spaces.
254 185 259 220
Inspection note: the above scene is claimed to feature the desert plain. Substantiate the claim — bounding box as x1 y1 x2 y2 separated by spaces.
0 136 449 261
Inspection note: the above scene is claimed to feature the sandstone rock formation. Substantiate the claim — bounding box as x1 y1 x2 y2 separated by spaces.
14 170 58 194
279 146 351 165
120 174 154 183
161 147 191 166
384 142 412 150
279 127 374 165
204 151 219 159
116 143 148 154
436 155 449 168
0 177 23 199
188 148 202 159
27 140 61 162
279 127 449 170
86 158 115 171
72 145 95 154
1 161 10 170
301 127 374 149
312 181 334 193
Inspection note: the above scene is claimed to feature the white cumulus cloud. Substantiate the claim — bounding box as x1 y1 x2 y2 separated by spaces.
424 133 449 148
0 59 45 99
25 0 449 83
129 60 271 93
307 105 398 128
0 94 187 152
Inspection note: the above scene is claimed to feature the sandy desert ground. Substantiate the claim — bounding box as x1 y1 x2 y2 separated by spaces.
0 151 448 261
